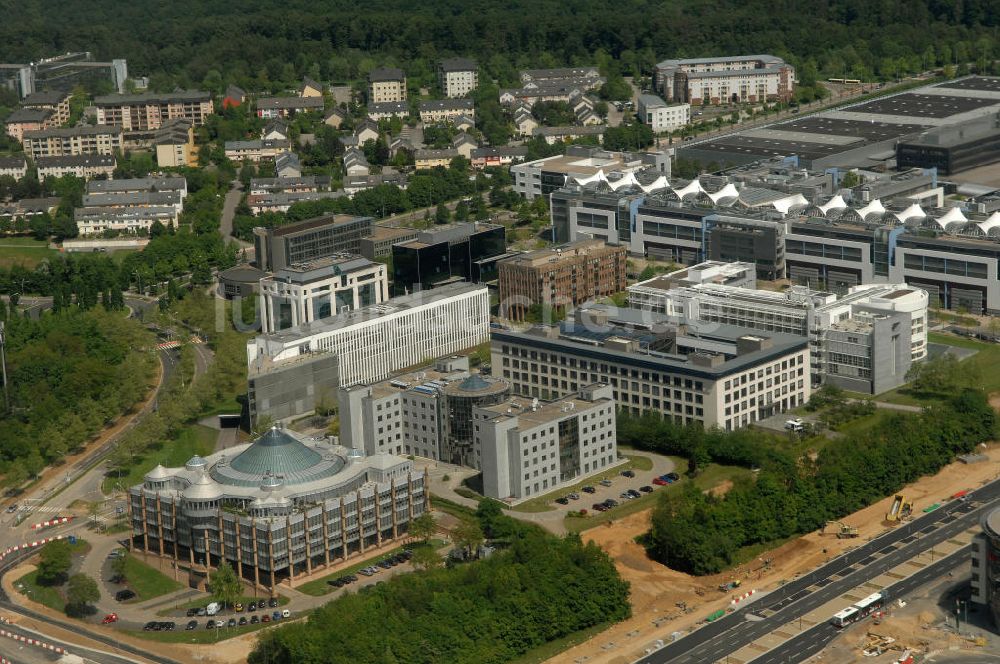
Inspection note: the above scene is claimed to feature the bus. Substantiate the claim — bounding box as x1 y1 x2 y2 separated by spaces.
829 591 886 628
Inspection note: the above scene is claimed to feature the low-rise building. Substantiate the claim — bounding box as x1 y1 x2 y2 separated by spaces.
414 148 459 169
367 101 410 122
253 214 374 272
0 155 28 179
94 91 214 130
511 145 669 200
258 254 389 334
498 239 627 321
438 58 478 98
521 67 601 84
637 94 690 133
249 176 331 196
299 77 324 98
246 191 345 215
154 118 197 168
419 99 475 124
22 124 123 158
75 205 177 236
21 90 71 125
358 225 421 259
262 118 290 142
255 96 324 119
4 107 54 142
275 152 301 178
451 132 478 159
224 139 291 163
247 284 490 421
343 172 408 197
470 146 529 170
343 148 370 176
324 107 349 129
532 125 606 145
36 154 116 181
128 426 427 591
75 176 188 235
492 305 811 430
222 85 246 109
368 68 407 105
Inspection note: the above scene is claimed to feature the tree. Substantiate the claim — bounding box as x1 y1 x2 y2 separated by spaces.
110 553 128 582
434 203 450 225
452 519 484 560
840 171 860 189
410 546 443 571
66 573 100 616
408 512 436 543
453 200 469 222
36 540 72 585
210 562 241 609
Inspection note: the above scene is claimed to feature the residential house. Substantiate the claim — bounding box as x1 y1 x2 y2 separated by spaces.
249 176 331 195
247 190 345 215
222 85 246 109
368 68 407 104
389 136 415 159
513 109 538 137
419 99 475 124
4 107 54 142
275 152 301 178
470 146 528 170
354 120 380 146
22 90 72 125
224 139 290 162
324 107 349 129
499 78 604 107
532 125 605 145
256 96 324 119
36 154 116 181
453 115 475 132
22 125 123 158
438 58 478 98
299 78 324 98
367 101 410 122
344 172 407 197
262 118 290 142
520 67 601 84
415 148 459 169
0 155 28 179
343 148 370 176
154 118 198 168
451 132 478 159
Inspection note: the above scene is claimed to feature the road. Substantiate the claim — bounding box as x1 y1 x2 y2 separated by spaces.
219 180 251 248
636 478 1000 664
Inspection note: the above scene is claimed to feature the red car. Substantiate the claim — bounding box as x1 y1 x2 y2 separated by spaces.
652 477 668 486
102 613 118 624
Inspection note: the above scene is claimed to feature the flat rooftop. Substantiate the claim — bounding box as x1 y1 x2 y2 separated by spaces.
479 391 606 427
267 214 370 237
367 225 421 242
768 116 931 142
500 239 618 267
847 92 999 119
690 135 848 161
935 76 1000 93
273 253 376 277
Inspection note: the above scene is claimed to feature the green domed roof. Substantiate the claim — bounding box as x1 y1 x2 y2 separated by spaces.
458 374 491 392
229 427 323 476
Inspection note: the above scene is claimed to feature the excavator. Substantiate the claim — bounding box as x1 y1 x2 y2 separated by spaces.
824 520 859 538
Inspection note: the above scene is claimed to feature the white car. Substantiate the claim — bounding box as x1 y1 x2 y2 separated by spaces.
281 609 290 618
784 418 805 432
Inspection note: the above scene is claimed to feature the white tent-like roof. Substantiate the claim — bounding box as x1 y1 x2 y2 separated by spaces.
672 179 705 199
894 203 926 224
853 199 886 221
772 193 809 214
573 169 606 186
608 171 640 191
818 194 847 216
640 175 670 193
707 182 739 204
977 211 1000 235
936 206 967 227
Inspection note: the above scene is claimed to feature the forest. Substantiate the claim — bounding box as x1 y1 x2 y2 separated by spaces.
2 0 998 97
621 388 998 575
249 501 630 664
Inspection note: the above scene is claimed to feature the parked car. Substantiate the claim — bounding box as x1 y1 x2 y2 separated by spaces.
599 479 613 487
568 492 580 500
115 589 135 602
620 491 633 500
101 613 118 624
206 620 216 629
639 485 654 493
272 611 282 621
621 470 635 478
666 472 679 481
555 497 569 505
185 608 198 617
627 489 641 499
196 608 207 617
227 618 237 628
5 504 16 513
162 622 175 631
235 602 243 612
261 615 271 623
582 486 596 494
268 598 279 608
143 622 156 631
281 609 291 618
604 499 618 508
239 616 248 626
186 620 197 630
248 601 257 612
652 477 668 486
592 503 607 512
250 615 259 625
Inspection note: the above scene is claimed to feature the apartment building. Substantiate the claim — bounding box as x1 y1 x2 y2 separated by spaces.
256 96 325 119
419 99 475 124
94 91 214 130
247 284 490 421
628 262 928 394
492 305 811 430
249 176 331 196
258 254 389 334
154 119 197 168
224 139 291 163
655 55 795 104
498 239 627 321
247 191 344 215
637 94 690 133
438 58 478 98
367 101 410 122
368 68 407 104
476 384 616 500
414 148 460 169
0 156 28 180
36 154 116 181
21 90 71 125
253 214 374 272
4 107 53 142
75 177 188 235
75 205 178 236
22 124 123 158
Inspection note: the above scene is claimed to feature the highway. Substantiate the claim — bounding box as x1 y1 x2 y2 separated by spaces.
637 478 1000 664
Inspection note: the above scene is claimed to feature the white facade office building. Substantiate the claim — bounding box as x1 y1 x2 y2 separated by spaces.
258 254 388 334
247 283 490 388
476 384 617 501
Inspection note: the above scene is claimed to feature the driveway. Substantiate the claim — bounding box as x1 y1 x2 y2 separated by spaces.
219 181 251 248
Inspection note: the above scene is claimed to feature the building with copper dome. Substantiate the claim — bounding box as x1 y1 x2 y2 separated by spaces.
128 426 425 590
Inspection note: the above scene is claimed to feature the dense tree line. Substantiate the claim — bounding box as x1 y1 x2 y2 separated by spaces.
250 501 630 664
0 306 156 485
3 0 998 99
633 389 997 575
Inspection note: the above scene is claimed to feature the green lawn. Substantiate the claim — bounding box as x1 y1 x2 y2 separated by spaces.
0 237 58 269
296 539 447 597
121 554 183 601
877 332 998 405
15 569 66 612
103 424 217 493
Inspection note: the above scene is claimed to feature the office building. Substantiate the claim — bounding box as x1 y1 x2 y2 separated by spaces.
128 425 426 591
36 154 116 182
0 52 126 99
368 68 407 104
492 305 810 430
94 91 214 130
628 262 928 394
896 112 1000 175
511 145 670 201
247 284 490 421
637 94 690 133
253 214 374 272
476 384 616 500
358 225 421 260
498 239 627 321
391 222 507 295
339 356 510 465
258 254 389 334
655 55 794 104
438 58 478 98
22 124 123 158
972 506 1000 627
